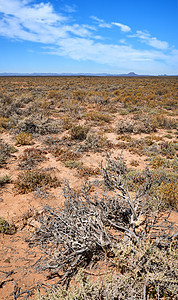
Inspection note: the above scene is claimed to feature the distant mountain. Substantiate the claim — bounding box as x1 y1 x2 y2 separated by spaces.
0 72 173 77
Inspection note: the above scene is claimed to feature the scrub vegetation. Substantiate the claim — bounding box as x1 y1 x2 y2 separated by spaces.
0 76 177 299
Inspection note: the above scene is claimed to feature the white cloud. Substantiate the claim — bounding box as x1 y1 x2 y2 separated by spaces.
130 30 169 50
119 39 127 44
0 0 65 24
62 5 76 13
112 22 131 32
90 16 112 28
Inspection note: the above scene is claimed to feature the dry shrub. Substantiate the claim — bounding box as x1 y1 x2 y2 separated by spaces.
70 125 88 140
15 132 33 145
79 132 110 152
32 156 177 299
116 118 156 134
18 147 47 169
17 116 60 135
0 175 11 186
0 217 16 235
130 159 139 167
15 169 60 194
152 114 177 129
151 156 167 169
72 90 86 102
160 141 177 159
77 166 100 178
64 160 83 169
157 181 178 210
0 141 17 166
0 117 10 132
51 147 80 162
61 115 73 130
86 111 111 123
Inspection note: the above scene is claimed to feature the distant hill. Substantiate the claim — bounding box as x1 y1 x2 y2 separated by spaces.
0 72 143 77
0 72 175 77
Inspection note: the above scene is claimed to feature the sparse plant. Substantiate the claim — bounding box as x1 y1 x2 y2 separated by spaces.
61 115 73 130
70 125 88 140
130 159 139 167
86 111 111 123
51 147 80 162
18 147 47 169
0 175 11 186
0 217 16 234
157 181 178 210
0 141 16 166
0 117 10 132
15 132 33 145
64 160 83 169
79 132 110 152
15 169 61 194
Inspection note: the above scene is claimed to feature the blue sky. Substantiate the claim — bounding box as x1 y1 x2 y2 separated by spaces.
0 0 178 74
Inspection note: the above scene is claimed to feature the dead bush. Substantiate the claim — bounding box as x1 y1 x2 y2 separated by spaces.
116 118 156 134
17 116 61 135
29 155 177 292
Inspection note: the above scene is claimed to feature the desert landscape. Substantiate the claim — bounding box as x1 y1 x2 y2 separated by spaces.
0 76 177 299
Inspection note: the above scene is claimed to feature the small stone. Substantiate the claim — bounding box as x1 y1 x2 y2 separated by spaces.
28 219 41 228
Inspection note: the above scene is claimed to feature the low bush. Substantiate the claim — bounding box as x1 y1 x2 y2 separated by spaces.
86 111 111 123
0 141 17 166
70 125 88 140
17 116 61 135
15 169 61 194
64 160 83 169
0 117 10 132
15 132 33 145
0 175 11 186
152 114 177 129
0 217 16 234
160 141 177 159
79 132 110 152
61 115 73 130
51 147 80 162
157 181 178 210
18 147 47 169
116 118 156 134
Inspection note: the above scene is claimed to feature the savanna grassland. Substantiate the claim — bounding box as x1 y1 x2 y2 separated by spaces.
0 76 177 299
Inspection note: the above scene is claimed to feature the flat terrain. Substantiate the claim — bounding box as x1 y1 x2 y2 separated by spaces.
0 76 177 299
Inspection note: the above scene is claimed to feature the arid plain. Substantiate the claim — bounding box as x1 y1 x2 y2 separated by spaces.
0 76 177 299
